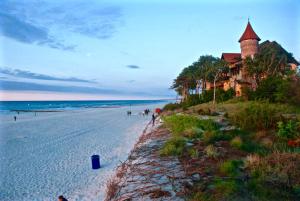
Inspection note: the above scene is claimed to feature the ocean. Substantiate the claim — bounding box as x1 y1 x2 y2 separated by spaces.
0 100 166 113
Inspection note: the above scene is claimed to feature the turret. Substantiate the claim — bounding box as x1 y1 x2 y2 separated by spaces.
239 21 261 59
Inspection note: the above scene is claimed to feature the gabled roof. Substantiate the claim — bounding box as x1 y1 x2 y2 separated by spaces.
221 53 241 64
259 40 300 65
239 22 261 42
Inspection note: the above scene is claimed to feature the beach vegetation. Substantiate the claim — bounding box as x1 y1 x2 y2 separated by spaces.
188 148 199 158
219 159 243 177
230 136 243 149
163 114 219 137
202 130 225 144
204 145 218 158
183 127 203 139
213 179 238 199
165 40 300 201
105 178 120 201
244 152 300 200
189 192 213 201
163 102 182 111
160 136 186 156
228 101 281 131
276 120 300 140
243 75 300 107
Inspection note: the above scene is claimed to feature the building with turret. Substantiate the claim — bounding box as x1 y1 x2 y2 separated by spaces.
206 21 299 96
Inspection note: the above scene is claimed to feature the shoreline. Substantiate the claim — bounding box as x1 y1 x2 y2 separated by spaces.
0 103 162 200
104 117 192 201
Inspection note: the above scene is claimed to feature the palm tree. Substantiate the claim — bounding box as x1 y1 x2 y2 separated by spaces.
172 65 197 100
172 55 228 102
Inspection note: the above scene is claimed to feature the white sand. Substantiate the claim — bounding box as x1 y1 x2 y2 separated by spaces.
0 103 163 201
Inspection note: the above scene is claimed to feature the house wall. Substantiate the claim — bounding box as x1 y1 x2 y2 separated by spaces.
290 63 298 71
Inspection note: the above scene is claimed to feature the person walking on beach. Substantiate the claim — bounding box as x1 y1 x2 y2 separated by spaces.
152 113 156 126
14 116 17 121
58 195 68 201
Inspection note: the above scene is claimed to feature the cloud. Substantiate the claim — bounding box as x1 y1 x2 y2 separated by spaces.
126 65 141 69
63 5 123 40
0 13 48 43
0 0 123 49
0 12 75 51
0 80 174 97
0 68 96 83
0 80 120 95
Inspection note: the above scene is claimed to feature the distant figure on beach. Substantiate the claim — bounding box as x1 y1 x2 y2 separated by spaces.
127 111 131 116
152 113 156 126
58 195 68 201
14 116 17 121
144 109 150 116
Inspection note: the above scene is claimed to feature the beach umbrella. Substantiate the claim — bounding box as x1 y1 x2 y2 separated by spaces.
155 108 162 114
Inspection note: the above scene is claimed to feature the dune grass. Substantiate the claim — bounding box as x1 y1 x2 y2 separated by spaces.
162 100 300 200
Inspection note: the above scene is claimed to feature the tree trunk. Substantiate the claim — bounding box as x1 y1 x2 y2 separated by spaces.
213 78 216 105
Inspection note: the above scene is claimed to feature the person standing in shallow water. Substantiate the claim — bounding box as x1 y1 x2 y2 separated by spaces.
152 113 156 126
58 195 68 201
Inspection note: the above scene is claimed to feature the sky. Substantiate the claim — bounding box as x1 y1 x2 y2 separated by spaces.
0 0 299 100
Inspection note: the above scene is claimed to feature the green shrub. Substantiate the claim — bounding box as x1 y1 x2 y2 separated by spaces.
224 129 249 137
180 88 236 108
214 179 238 198
286 77 300 106
229 101 280 131
293 185 300 197
199 119 221 131
247 153 300 188
202 130 230 144
160 136 186 156
184 94 203 107
218 88 236 102
245 178 291 201
163 102 182 111
189 192 212 201
163 115 203 135
219 160 243 177
277 120 300 140
197 107 213 116
254 76 287 102
204 145 219 158
183 127 203 139
188 148 199 158
230 136 243 149
241 139 268 154
163 114 219 136
200 88 235 104
202 130 219 144
244 76 300 106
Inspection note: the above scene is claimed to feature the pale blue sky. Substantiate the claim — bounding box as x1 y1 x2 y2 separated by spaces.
0 0 299 100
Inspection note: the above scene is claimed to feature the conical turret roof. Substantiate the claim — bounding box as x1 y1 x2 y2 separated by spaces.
239 22 261 42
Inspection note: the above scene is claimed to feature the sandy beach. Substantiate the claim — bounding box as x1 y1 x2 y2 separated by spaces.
0 103 165 201
104 120 192 201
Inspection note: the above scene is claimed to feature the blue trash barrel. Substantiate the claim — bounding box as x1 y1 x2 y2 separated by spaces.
91 155 101 169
